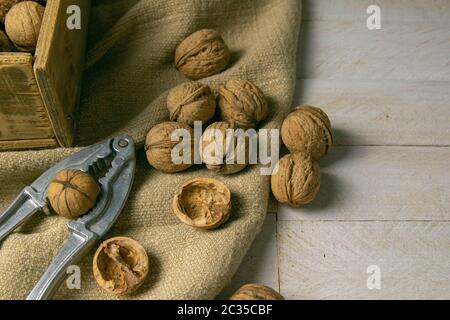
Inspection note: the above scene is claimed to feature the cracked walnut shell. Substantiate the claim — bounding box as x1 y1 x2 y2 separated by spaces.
218 79 268 129
201 121 249 174
167 81 216 126
281 105 333 160
173 178 231 229
271 152 320 207
175 29 230 80
145 121 194 173
47 169 100 219
230 284 284 300
5 1 45 52
93 237 149 295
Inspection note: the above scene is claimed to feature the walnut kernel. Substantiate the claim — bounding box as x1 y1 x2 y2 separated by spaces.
230 284 284 300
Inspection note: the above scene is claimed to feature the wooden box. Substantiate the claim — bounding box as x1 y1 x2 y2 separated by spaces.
0 0 90 150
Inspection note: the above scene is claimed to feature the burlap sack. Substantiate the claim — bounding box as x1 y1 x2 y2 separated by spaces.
0 0 300 299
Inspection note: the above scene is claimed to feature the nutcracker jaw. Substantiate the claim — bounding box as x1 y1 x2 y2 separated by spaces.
0 135 136 300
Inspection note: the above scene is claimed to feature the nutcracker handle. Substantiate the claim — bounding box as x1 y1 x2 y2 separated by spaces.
0 187 44 243
26 228 98 300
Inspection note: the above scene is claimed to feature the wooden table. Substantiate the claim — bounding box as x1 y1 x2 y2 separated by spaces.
220 0 450 299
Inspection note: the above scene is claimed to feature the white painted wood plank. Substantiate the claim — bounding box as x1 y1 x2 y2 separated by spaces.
302 0 450 23
294 79 450 146
217 214 279 299
297 20 450 81
278 146 450 221
278 221 450 299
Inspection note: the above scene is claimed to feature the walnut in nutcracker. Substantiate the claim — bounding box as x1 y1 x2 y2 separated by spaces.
145 121 194 173
93 236 149 295
201 121 249 175
218 79 268 129
167 81 216 126
5 1 45 52
47 169 100 219
281 105 333 160
175 29 230 80
271 152 320 207
230 284 284 300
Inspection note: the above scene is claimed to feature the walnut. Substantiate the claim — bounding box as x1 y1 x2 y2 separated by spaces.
281 105 333 160
93 237 149 295
218 79 268 129
200 121 248 174
172 177 231 229
145 121 194 173
0 0 25 21
230 284 284 300
271 152 320 207
47 169 100 219
175 29 230 80
167 81 216 126
0 30 13 51
4 1 45 52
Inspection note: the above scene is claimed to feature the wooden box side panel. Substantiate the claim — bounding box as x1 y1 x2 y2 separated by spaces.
0 53 56 143
35 0 91 147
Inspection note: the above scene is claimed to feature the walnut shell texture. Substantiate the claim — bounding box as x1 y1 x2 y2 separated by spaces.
145 121 194 173
0 30 13 51
0 0 24 21
281 105 333 160
201 121 249 174
175 29 230 80
271 152 320 207
173 177 231 229
93 237 149 295
5 1 44 52
218 79 268 129
167 81 216 126
47 169 100 219
230 284 284 300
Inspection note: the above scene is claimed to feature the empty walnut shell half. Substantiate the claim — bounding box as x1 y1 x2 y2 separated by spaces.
200 121 249 174
218 79 268 129
167 81 216 126
271 152 320 207
230 284 284 300
93 237 149 295
145 121 194 173
47 169 100 219
175 29 230 80
5 1 45 52
173 177 231 229
281 105 333 160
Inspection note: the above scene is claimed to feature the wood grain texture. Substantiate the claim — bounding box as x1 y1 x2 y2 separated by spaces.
297 20 450 81
278 221 450 299
218 214 279 299
0 138 58 151
35 0 91 147
278 146 450 221
0 53 55 142
294 79 450 146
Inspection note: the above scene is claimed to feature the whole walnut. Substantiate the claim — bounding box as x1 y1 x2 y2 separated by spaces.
218 79 268 129
175 29 230 80
0 30 13 51
281 105 333 160
167 81 216 126
5 1 44 52
230 284 284 300
201 121 249 174
145 121 194 173
0 0 25 21
93 236 149 295
47 169 100 219
271 152 320 207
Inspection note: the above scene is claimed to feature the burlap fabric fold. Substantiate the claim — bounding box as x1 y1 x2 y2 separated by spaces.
0 0 300 299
